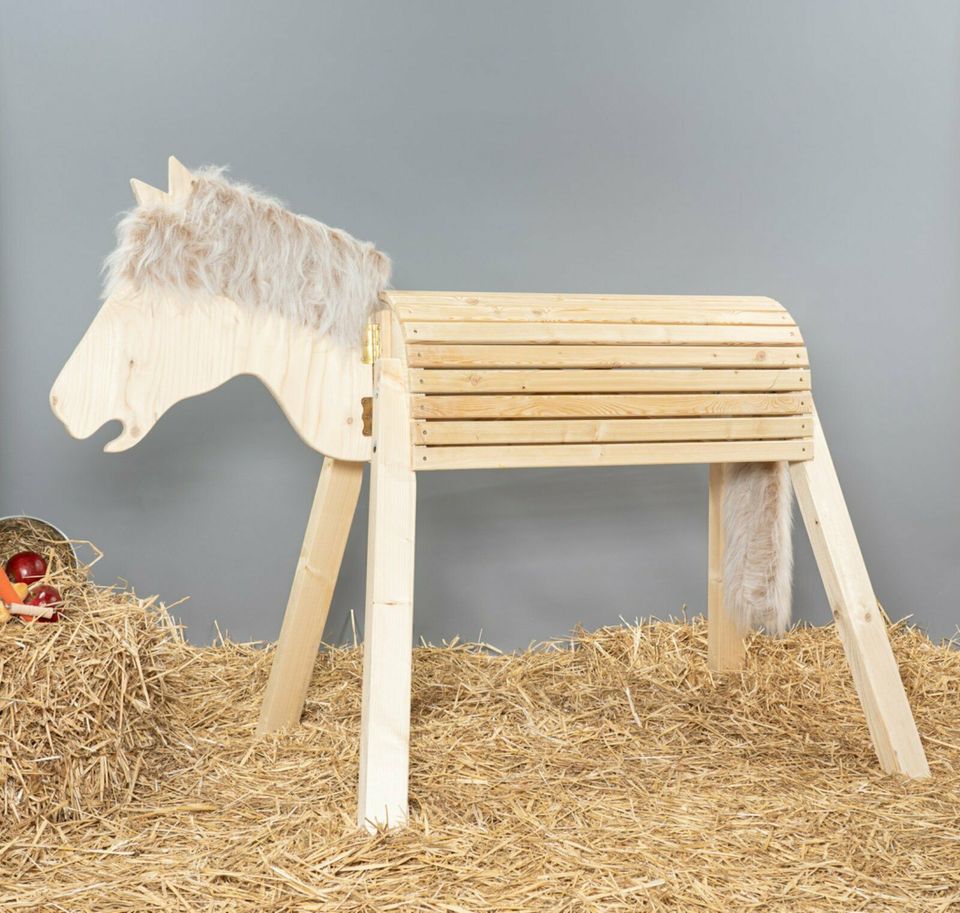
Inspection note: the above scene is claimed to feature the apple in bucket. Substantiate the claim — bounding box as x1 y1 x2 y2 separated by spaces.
5 551 47 585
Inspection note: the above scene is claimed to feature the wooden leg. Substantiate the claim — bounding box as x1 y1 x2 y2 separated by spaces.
256 458 363 736
790 410 929 777
357 357 416 831
707 463 746 672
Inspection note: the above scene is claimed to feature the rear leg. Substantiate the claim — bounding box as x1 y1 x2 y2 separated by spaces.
707 464 745 671
790 410 928 777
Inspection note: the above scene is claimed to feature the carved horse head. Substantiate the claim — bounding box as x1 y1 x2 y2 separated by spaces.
50 157 386 460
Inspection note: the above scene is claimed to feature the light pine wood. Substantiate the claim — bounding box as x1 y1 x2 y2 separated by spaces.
410 368 810 394
167 155 195 201
707 464 745 672
130 178 167 206
358 314 417 831
50 286 372 461
407 344 809 369
413 392 810 420
402 321 803 346
415 416 811 446
129 156 193 207
256 458 364 735
414 438 811 471
384 290 787 312
394 302 794 325
790 411 928 778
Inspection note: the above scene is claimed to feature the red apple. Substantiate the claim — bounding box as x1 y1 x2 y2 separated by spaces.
5 551 47 585
20 584 63 623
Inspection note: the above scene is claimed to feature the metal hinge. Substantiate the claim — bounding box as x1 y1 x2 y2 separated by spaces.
362 322 381 364
361 396 373 436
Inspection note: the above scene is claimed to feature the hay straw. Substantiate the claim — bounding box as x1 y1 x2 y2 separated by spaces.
1 562 958 911
1 555 184 826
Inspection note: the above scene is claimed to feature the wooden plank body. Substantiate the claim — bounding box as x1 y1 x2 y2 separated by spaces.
385 291 813 472
261 291 927 841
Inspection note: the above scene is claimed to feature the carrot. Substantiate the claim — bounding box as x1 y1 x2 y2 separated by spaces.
0 566 21 606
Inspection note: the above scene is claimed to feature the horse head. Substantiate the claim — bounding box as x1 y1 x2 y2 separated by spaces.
51 157 386 460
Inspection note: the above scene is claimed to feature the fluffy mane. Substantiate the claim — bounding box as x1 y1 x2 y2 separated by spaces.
103 166 391 344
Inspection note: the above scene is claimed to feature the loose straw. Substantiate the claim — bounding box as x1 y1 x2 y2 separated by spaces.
1 547 958 912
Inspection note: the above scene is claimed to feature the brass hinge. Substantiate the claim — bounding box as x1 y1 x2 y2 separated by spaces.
362 322 381 364
361 396 373 436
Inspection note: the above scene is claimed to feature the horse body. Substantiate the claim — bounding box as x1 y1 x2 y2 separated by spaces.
49 157 930 832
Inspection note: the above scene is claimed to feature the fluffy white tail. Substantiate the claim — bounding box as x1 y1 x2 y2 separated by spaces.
722 461 794 635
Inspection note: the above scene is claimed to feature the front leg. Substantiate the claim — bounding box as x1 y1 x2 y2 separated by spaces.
357 355 417 830
256 457 363 736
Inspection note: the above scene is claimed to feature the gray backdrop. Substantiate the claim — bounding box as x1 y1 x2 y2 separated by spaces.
1 1 957 646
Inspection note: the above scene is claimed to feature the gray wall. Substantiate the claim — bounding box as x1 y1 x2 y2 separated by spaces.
1 1 958 646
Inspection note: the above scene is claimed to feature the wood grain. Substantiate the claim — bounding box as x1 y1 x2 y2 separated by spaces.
414 438 811 470
403 321 803 346
410 368 811 394
407 344 810 369
790 411 929 778
358 313 417 830
413 392 810 420
50 286 372 461
256 458 364 735
414 416 811 446
707 464 745 672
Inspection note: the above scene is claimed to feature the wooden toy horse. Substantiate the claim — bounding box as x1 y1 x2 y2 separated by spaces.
51 158 929 831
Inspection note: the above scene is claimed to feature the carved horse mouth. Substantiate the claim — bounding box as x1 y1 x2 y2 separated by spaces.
50 348 143 453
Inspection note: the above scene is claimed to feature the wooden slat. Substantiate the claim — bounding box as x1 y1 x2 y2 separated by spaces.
410 368 810 394
414 416 811 446
413 438 813 470
413 392 810 420
403 322 803 346
407 344 809 369
385 291 786 311
395 303 793 326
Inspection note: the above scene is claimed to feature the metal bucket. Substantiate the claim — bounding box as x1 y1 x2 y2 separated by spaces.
0 515 79 570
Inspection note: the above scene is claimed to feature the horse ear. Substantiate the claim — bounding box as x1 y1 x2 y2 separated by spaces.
130 178 167 206
168 156 194 201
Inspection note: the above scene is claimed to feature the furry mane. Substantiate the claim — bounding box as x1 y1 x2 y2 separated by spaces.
103 166 391 344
